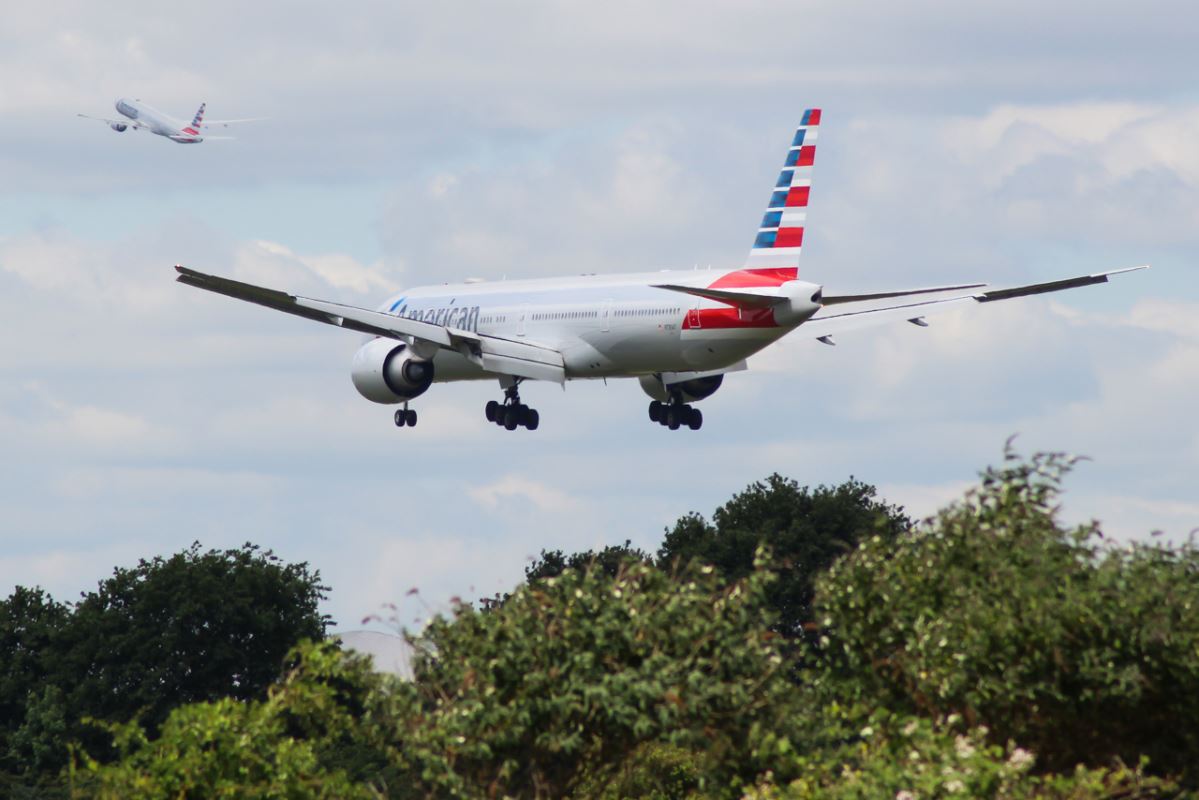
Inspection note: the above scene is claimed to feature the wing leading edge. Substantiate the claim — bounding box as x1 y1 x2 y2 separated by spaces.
802 266 1148 340
174 266 565 383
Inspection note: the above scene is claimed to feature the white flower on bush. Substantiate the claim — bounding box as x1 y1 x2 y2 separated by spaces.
895 791 915 800
945 778 965 793
953 735 975 758
1008 747 1035 770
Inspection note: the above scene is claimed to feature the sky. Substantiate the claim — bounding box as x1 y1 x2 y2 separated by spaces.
2 0 1197 631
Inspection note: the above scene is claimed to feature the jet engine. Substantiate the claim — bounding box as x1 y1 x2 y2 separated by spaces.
110 122 128 132
351 339 435 404
639 373 724 403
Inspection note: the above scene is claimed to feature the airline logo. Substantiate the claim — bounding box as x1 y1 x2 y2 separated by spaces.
192 102 206 128
745 108 820 271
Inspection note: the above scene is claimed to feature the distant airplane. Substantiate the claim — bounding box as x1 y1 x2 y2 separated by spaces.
175 109 1146 431
78 98 263 144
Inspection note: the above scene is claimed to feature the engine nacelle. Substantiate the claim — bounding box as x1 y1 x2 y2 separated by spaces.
110 122 128 132
639 373 724 404
351 338 435 404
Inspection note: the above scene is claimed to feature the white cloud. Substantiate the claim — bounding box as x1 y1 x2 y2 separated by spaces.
469 475 585 515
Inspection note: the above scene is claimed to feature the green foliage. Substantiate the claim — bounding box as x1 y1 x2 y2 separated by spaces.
523 540 651 584
811 450 1199 778
399 556 798 797
45 455 1199 797
0 587 69 774
0 542 332 788
746 709 1174 799
658 474 911 638
74 642 385 799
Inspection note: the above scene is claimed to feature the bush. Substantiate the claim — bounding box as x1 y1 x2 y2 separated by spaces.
811 449 1199 778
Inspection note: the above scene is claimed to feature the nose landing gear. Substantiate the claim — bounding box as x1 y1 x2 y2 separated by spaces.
485 379 539 431
648 398 702 430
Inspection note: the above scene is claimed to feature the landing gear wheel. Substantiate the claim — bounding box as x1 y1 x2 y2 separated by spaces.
687 407 702 430
666 406 681 430
648 401 663 423
394 409 407 427
405 409 418 427
491 378 540 431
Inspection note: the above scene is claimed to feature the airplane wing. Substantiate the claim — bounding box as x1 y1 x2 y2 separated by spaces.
201 118 268 128
800 266 1147 342
77 113 146 129
174 266 566 383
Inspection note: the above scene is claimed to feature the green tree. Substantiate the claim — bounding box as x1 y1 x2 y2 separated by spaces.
63 542 329 734
0 586 69 778
74 643 386 799
658 474 911 638
522 540 650 583
811 450 1199 780
85 558 801 799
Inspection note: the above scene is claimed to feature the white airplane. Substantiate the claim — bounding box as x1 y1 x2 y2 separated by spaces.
175 109 1146 431
78 98 261 144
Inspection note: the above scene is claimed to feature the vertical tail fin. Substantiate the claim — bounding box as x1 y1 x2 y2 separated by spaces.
191 103 206 128
744 108 821 272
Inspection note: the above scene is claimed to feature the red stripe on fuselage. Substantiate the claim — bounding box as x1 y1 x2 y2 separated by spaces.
681 306 776 330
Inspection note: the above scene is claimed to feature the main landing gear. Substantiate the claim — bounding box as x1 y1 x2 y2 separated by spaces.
485 379 539 431
648 398 702 430
393 401 418 428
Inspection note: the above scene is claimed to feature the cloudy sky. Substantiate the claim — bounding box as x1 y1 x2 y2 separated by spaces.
2 0 1197 630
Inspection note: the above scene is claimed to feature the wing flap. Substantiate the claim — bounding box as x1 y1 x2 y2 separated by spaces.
175 265 566 383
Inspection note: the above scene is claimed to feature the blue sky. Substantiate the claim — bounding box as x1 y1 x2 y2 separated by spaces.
2 0 1197 630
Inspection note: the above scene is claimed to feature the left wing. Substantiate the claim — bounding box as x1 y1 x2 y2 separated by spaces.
174 266 566 383
77 113 146 129
801 266 1147 341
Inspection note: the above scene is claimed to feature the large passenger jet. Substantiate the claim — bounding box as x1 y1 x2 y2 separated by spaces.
176 109 1145 431
78 98 261 144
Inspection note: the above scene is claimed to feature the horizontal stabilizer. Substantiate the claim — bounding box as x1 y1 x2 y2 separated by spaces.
653 283 784 309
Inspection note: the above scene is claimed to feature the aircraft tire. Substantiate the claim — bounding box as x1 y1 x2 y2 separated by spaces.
485 400 500 422
525 409 540 431
666 407 681 430
406 409 418 427
504 409 520 431
648 401 663 422
687 407 702 430
394 409 406 427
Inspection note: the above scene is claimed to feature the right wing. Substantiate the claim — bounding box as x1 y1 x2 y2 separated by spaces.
201 118 268 128
174 266 565 383
802 266 1148 340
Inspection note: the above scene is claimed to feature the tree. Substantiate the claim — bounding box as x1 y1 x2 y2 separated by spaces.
4 542 331 779
74 643 386 800
522 540 651 583
0 587 69 777
658 474 911 638
811 450 1199 779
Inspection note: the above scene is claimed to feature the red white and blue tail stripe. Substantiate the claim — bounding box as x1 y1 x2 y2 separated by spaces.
191 103 206 128
745 108 820 271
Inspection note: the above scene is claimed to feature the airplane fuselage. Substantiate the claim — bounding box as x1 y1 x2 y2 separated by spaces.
115 98 203 143
376 267 822 382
